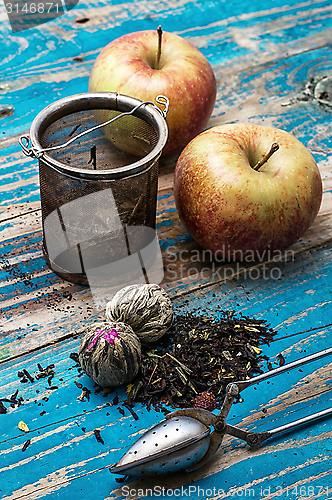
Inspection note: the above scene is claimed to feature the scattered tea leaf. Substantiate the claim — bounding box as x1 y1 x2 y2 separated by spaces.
23 369 34 383
22 439 31 452
94 429 104 444
122 401 139 420
277 353 285 366
70 353 79 363
77 388 91 402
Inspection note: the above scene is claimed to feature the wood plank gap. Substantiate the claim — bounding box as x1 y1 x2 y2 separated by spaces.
6 463 115 500
167 233 332 301
0 401 124 445
0 208 41 223
0 328 85 367
2 228 332 364
267 322 332 343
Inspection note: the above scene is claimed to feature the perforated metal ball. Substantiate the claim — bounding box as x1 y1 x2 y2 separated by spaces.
78 321 141 387
105 284 174 343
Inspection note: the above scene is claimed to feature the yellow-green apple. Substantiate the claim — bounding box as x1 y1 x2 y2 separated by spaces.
174 123 323 260
89 27 216 156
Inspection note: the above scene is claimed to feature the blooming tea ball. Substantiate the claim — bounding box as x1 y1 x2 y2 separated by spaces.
106 284 174 343
78 321 141 387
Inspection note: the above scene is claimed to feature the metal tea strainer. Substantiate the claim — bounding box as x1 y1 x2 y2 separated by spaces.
19 93 169 287
110 346 332 477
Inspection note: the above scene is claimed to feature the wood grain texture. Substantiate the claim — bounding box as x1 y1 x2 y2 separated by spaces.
1 0 332 497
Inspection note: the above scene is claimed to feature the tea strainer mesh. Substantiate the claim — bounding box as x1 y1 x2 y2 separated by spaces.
20 93 169 285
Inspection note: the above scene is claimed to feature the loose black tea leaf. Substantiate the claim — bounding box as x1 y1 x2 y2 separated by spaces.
122 401 139 420
82 387 91 401
276 353 285 366
68 124 81 137
36 365 55 380
78 388 91 402
0 401 7 414
10 390 19 402
70 353 79 363
129 312 277 410
117 407 125 416
94 429 104 444
23 369 34 383
88 145 97 170
22 439 31 452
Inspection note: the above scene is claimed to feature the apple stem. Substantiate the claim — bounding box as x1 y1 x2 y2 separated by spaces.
253 142 280 171
155 25 163 70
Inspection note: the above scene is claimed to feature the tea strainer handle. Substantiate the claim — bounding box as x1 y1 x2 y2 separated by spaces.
18 95 170 160
233 346 332 393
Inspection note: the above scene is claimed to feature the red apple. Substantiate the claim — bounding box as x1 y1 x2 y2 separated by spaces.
89 27 216 156
174 123 323 260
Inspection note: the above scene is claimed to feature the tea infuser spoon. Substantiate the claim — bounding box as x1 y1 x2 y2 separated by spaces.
110 346 332 477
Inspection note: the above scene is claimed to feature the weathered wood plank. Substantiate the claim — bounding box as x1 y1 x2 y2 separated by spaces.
2 142 332 361
2 199 332 362
1 321 331 499
1 0 332 141
2 0 332 497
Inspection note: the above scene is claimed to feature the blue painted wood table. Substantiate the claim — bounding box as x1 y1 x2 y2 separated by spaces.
1 0 332 498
